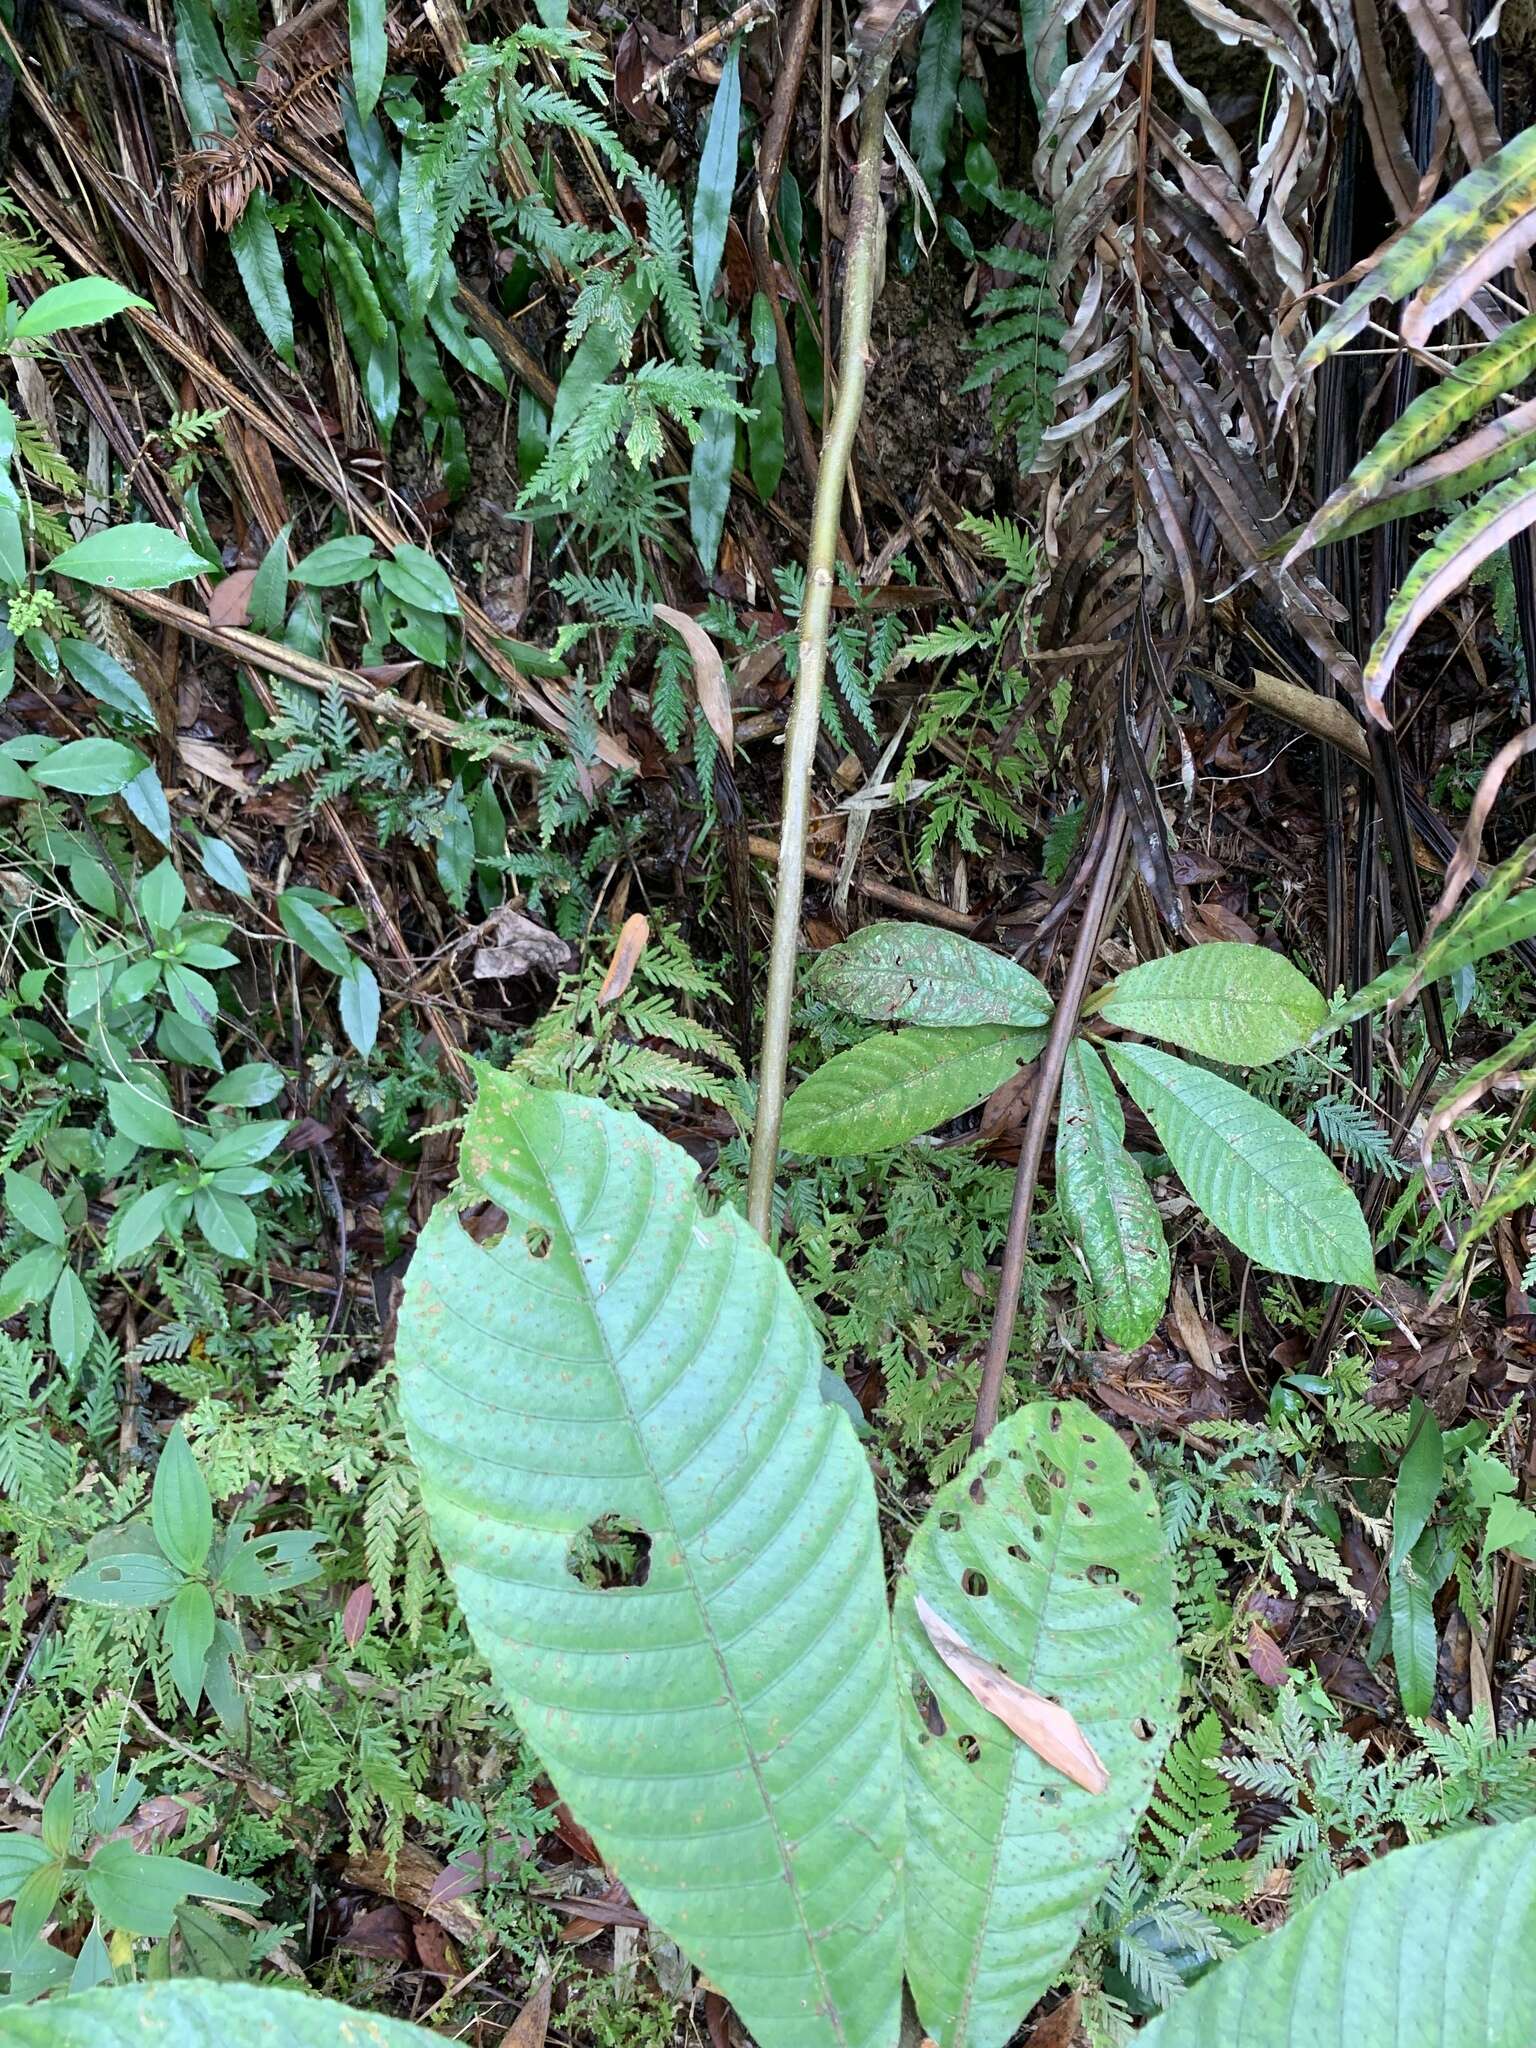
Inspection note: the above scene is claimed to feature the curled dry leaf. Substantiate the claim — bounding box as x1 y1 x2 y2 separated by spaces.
654 604 734 753
472 907 575 981
598 912 651 1005
913 1592 1109 1794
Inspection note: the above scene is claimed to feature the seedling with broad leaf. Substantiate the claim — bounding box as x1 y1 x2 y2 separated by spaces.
783 925 1373 1346
0 1763 265 2004
58 1423 323 1730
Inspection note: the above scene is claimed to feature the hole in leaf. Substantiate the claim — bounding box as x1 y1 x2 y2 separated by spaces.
1132 1718 1156 1742
962 1569 988 1597
1049 1407 1062 1432
1024 1475 1052 1516
457 1202 508 1248
1128 1474 1143 1492
957 1733 981 1763
969 1476 987 1507
1123 1587 1143 1606
1086 1564 1118 1586
1077 1501 1093 1519
1007 1544 1027 1562
911 1674 946 1737
1038 1786 1062 1807
1084 1458 1098 1472
983 1460 1002 1481
567 1516 652 1590
524 1225 553 1260
939 1510 961 1532
1046 1466 1066 1489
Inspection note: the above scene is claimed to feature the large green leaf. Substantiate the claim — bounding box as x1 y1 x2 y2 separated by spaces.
781 1025 1045 1156
1107 1044 1374 1286
396 1072 905 2048
1096 942 1327 1065
896 1402 1179 2048
1056 1042 1169 1348
0 1981 431 2045
1139 1816 1536 2047
812 923 1052 1029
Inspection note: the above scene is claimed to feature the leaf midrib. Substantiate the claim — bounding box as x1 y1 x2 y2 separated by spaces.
516 1096 849 2047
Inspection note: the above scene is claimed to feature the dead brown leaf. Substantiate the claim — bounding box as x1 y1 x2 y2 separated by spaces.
914 1594 1109 1793
209 570 256 629
599 913 650 1006
472 907 574 982
501 1970 552 2048
654 605 733 754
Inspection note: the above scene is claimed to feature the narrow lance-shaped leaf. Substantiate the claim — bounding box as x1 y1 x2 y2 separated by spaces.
1138 1814 1536 2048
1363 457 1536 716
781 1024 1045 1156
396 1073 905 2048
896 1402 1179 2048
1094 941 1327 1065
1318 850 1536 1035
1299 121 1536 369
811 922 1053 1029
1107 1043 1376 1287
1297 402 1536 549
692 38 741 304
1056 1042 1169 1349
1286 314 1536 560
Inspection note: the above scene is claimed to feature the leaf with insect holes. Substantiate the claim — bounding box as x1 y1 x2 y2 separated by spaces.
395 1072 905 2048
781 1025 1045 1155
895 1402 1179 2048
1096 942 1328 1065
1139 1816 1536 2048
1107 1043 1375 1287
1056 1042 1168 1349
812 922 1052 1029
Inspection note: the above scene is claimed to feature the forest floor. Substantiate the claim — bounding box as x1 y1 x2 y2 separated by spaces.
3 0 1536 2041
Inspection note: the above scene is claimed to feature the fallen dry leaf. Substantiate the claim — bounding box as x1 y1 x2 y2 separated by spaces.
472 907 574 981
1245 1620 1293 1688
501 1970 552 2048
654 604 733 754
341 1581 374 1646
177 737 250 792
915 1593 1109 1794
599 913 650 1006
208 569 256 629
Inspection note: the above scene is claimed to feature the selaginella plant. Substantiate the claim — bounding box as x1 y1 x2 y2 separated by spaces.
781 925 1375 1348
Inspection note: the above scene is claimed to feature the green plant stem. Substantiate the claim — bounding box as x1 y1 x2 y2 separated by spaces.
972 802 1128 1445
746 60 892 1241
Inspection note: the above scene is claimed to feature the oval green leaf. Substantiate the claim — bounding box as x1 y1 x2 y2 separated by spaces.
1097 942 1327 1066
813 922 1053 1029
32 739 142 796
396 1073 905 2048
1107 1043 1375 1287
781 1024 1045 1156
13 278 149 340
897 1401 1179 2048
1139 1815 1536 2048
49 524 210 590
1057 1042 1169 1348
